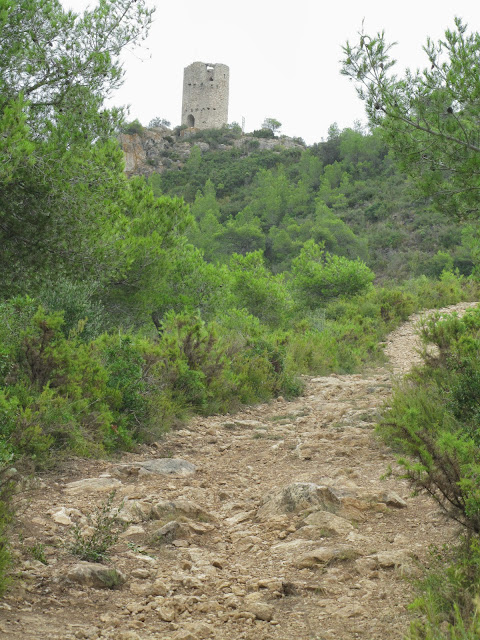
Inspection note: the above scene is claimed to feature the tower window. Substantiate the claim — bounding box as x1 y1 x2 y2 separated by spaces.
187 114 195 127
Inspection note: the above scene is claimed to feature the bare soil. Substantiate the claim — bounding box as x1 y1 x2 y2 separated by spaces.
0 302 476 640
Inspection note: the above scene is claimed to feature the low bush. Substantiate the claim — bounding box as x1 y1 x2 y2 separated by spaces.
378 306 480 532
68 491 125 562
377 303 480 638
121 119 144 135
408 538 480 639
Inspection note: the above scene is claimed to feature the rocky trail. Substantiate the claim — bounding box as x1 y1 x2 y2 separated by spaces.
0 302 476 640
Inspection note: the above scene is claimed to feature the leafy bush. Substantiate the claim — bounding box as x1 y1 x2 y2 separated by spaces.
378 306 480 532
148 117 171 128
68 491 125 562
252 128 275 139
37 277 107 339
408 539 480 640
121 119 144 135
228 251 292 326
291 240 375 309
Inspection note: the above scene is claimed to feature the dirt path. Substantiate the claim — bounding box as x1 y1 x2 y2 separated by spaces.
0 302 476 640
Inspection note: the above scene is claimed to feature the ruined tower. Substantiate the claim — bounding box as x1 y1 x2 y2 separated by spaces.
181 62 229 130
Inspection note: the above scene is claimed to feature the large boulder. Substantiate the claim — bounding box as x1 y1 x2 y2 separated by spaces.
257 482 340 520
66 562 126 589
295 546 360 569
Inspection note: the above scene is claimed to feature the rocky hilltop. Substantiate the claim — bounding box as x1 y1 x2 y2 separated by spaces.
119 128 306 178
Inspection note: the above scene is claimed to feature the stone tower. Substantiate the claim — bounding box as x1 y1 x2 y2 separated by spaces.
181 62 229 130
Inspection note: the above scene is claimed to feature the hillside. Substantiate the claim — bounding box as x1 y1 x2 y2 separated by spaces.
123 124 475 282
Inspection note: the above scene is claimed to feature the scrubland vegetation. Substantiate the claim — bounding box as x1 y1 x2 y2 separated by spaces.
1 1 480 633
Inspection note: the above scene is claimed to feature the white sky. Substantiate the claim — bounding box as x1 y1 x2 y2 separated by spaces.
62 0 480 144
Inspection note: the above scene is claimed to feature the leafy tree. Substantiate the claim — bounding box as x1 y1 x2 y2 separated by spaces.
148 117 171 128
190 180 221 221
342 19 480 219
261 117 282 134
0 0 154 294
228 252 291 326
214 218 266 258
291 240 374 308
252 128 275 139
121 119 144 134
101 187 191 325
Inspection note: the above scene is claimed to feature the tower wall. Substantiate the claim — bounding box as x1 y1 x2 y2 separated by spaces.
181 62 229 129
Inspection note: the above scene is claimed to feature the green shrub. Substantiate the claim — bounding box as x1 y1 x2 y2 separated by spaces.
378 306 480 533
156 312 226 413
408 539 480 640
68 491 125 563
291 240 374 309
121 119 144 135
37 278 106 339
252 128 275 139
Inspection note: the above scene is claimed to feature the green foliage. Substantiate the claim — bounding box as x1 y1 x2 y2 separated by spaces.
36 277 106 340
378 306 480 532
121 119 144 135
0 0 154 294
252 128 275 139
155 312 226 413
148 117 171 128
407 540 480 640
152 125 473 281
291 240 374 308
342 19 480 219
181 125 243 149
68 491 125 563
27 542 48 565
228 252 292 326
261 118 282 134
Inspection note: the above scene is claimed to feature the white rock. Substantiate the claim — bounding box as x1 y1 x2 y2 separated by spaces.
64 477 122 495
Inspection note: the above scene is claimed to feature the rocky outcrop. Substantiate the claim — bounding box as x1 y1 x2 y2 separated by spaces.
118 128 306 178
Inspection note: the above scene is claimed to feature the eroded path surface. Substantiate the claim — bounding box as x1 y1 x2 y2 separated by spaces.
0 302 476 640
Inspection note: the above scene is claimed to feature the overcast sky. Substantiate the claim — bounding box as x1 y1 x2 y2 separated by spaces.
62 0 480 144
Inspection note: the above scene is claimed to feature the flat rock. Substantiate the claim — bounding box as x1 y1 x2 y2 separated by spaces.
152 499 212 522
64 477 122 495
257 482 340 520
114 458 196 478
157 605 176 622
176 622 214 639
244 601 275 621
295 546 360 569
271 539 319 557
119 499 154 523
141 458 196 475
52 507 74 525
370 549 411 569
302 511 354 536
119 524 145 538
66 562 126 589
